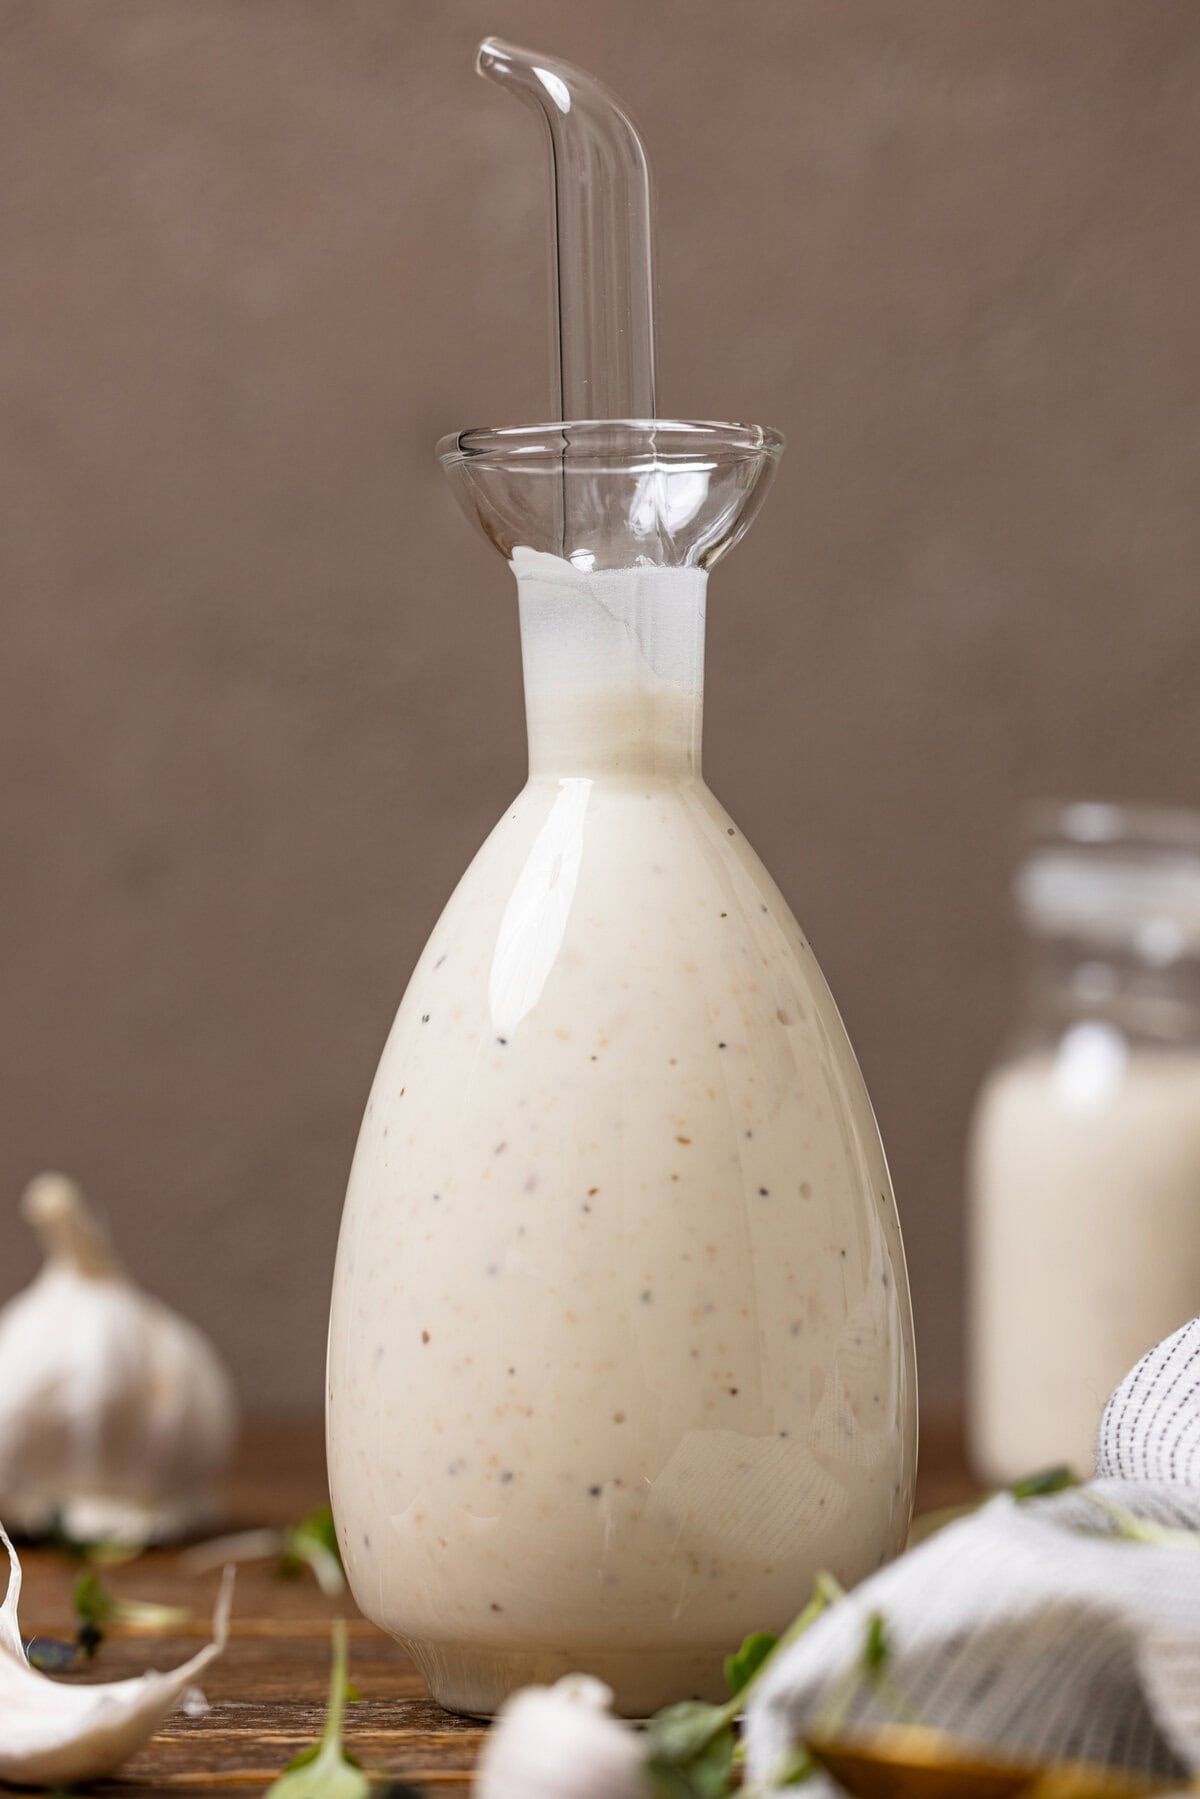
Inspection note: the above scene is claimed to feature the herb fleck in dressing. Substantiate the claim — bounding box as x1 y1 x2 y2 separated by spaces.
327 555 916 1716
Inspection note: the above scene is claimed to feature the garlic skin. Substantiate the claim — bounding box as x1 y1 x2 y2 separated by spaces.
475 1674 649 1799
0 1173 239 1543
0 1521 234 1786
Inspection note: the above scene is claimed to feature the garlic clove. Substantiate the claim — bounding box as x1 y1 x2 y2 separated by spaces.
475 1674 649 1799
0 1173 239 1543
0 1521 234 1787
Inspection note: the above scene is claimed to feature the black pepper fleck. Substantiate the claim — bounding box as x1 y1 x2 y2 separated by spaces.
500 1469 514 1484
640 1289 653 1303
718 1041 727 1050
727 827 735 835
421 1013 430 1023
840 1248 847 1259
588 1484 602 1497
421 1330 431 1344
728 1386 739 1396
490 1601 503 1612
758 1186 769 1197
497 1036 508 1046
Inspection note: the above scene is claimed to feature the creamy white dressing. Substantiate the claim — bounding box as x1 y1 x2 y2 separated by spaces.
326 553 916 1716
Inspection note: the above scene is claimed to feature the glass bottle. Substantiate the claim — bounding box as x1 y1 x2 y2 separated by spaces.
967 801 1200 1485
326 39 916 1718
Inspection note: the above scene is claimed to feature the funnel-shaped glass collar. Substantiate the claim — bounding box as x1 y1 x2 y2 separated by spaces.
439 419 784 571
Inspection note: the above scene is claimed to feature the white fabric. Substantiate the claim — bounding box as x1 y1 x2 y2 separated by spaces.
744 1313 1200 1793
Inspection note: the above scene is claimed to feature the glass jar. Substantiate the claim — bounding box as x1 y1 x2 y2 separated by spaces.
967 801 1200 1484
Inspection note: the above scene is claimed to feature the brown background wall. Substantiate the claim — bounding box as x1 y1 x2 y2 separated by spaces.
2 0 1197 1420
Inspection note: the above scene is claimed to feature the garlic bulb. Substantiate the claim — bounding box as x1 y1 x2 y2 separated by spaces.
475 1674 649 1799
0 1173 239 1543
0 1521 234 1787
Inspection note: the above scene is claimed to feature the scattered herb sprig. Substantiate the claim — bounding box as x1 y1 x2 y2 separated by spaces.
644 1572 846 1798
279 1506 346 1595
262 1619 419 1798
908 1463 1078 1545
181 1504 345 1595
1074 1491 1200 1551
72 1570 190 1659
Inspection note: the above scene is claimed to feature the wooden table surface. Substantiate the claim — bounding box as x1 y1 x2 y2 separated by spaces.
16 1420 975 1795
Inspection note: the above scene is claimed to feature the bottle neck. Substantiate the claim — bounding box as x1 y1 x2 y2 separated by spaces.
513 549 706 780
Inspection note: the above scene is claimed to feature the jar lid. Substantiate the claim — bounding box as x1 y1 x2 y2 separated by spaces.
1016 800 1200 960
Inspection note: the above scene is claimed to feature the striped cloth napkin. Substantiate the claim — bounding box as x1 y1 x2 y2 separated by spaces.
744 1314 1200 1794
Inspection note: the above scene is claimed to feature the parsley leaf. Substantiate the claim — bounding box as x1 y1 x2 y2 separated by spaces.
264 1619 370 1798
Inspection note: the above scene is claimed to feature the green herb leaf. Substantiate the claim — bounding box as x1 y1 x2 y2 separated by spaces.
684 1727 736 1799
282 1743 364 1774
647 1700 728 1766
264 1619 370 1798
723 1631 778 1698
1076 1491 1200 1550
72 1568 191 1648
861 1612 890 1677
280 1506 346 1597
1010 1465 1077 1500
72 1571 110 1656
770 1744 818 1787
73 1571 113 1626
645 1573 843 1799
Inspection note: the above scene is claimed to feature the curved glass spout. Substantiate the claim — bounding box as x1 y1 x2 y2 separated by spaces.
477 37 656 421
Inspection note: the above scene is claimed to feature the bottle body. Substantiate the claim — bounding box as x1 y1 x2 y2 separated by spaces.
967 802 1200 1484
326 555 916 1715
